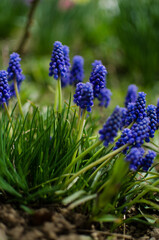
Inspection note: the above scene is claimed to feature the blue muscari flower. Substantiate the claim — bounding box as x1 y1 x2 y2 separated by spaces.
125 84 138 108
49 41 67 80
97 88 112 108
73 82 94 112
125 147 145 171
0 70 10 105
145 105 157 142
131 117 150 147
156 98 159 128
114 128 133 153
7 52 25 84
7 52 25 97
89 63 107 98
99 106 122 147
120 107 127 129
134 92 147 122
92 60 102 71
61 45 71 88
125 103 136 126
141 150 156 171
70 56 84 86
114 117 150 150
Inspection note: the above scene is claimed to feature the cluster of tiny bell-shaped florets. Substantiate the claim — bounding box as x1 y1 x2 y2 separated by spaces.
70 56 84 86
98 83 158 172
7 52 25 98
49 41 67 80
73 82 94 112
49 41 112 112
0 70 10 105
0 52 25 105
114 85 158 171
49 41 85 88
99 106 122 146
61 45 71 88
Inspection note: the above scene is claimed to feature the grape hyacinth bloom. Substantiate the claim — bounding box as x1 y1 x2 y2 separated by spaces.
142 150 156 171
125 147 145 171
120 107 127 129
134 92 147 122
70 56 84 86
99 106 122 147
74 82 94 112
7 52 25 97
131 117 150 147
145 105 157 141
115 117 150 150
156 98 159 128
0 70 10 105
97 88 112 108
89 63 107 98
114 128 133 153
91 60 102 71
125 84 138 108
49 41 67 79
125 103 136 126
61 45 71 87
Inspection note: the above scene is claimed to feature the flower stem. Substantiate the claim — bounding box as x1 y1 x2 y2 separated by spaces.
69 109 87 172
3 102 14 130
54 81 58 112
58 78 62 113
64 140 102 175
14 79 24 120
77 107 81 130
65 143 129 187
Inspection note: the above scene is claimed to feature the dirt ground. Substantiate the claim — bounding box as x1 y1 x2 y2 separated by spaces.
0 204 158 240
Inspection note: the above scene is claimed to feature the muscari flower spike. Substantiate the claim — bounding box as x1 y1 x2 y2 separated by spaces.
7 52 25 84
145 105 157 142
134 92 147 122
125 102 136 126
73 82 94 112
120 107 127 130
130 117 150 147
61 45 71 87
114 117 150 151
91 60 102 71
89 63 107 98
49 41 67 80
141 150 156 171
125 147 145 171
99 106 122 147
114 128 133 153
156 98 159 128
0 70 10 105
125 84 138 108
97 88 112 108
7 52 25 97
70 56 84 86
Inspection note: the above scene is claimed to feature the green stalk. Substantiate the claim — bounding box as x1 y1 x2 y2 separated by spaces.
88 156 114 183
54 80 58 112
65 143 129 187
58 77 62 113
77 107 81 130
64 139 102 174
70 109 87 166
14 79 24 120
3 102 14 130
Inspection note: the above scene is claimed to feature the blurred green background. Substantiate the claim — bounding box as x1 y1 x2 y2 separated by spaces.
0 0 159 108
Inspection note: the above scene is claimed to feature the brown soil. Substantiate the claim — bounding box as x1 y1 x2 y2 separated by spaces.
0 204 158 240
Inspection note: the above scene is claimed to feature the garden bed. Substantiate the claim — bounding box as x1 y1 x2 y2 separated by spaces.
0 203 158 240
